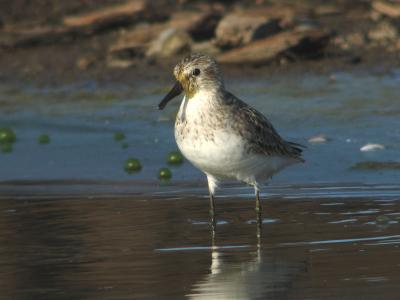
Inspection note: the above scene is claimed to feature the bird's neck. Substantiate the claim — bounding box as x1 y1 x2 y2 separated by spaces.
178 87 224 122
191 87 225 105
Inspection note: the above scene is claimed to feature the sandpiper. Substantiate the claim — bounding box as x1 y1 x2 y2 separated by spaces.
159 53 304 231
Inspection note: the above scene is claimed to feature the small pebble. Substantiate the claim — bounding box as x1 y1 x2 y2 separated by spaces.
308 134 329 143
360 143 385 152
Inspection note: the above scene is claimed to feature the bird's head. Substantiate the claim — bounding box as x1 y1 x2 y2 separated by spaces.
158 53 224 110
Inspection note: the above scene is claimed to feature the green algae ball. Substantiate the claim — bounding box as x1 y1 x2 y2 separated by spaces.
121 142 129 149
0 128 16 144
1 143 13 153
124 158 142 173
158 167 172 180
114 132 126 141
167 151 183 165
38 134 50 144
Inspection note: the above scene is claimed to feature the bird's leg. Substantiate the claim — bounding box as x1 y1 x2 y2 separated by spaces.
209 192 216 238
206 175 218 239
255 188 262 242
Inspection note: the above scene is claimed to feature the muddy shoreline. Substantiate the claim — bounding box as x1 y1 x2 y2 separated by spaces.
1 0 399 86
0 46 398 87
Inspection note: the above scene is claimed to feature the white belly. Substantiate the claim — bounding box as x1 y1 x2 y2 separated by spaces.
176 126 294 185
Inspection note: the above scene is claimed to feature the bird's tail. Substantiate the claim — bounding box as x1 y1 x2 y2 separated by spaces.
288 141 306 162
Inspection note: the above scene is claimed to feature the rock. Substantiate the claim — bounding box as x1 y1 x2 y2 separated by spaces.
368 21 398 44
107 23 164 67
333 32 366 50
346 32 367 48
215 11 281 48
168 10 222 41
372 1 400 18
308 134 330 143
242 6 297 29
313 5 342 16
0 0 167 48
63 0 166 32
76 56 96 70
0 26 75 48
191 40 220 56
217 28 331 64
146 28 192 59
360 143 385 152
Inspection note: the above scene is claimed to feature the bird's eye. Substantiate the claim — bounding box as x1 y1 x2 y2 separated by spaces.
192 68 201 76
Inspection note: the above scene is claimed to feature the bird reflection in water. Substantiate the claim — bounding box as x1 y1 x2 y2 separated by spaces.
188 227 303 300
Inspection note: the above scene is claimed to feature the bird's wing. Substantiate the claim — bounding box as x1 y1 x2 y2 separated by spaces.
224 91 304 161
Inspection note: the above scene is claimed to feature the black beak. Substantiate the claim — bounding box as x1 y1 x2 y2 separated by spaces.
158 81 183 110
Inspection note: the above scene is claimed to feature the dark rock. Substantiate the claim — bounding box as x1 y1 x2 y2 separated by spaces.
287 29 332 59
168 10 222 41
346 55 362 65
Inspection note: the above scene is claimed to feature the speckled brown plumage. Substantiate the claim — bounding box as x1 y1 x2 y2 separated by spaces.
221 90 304 160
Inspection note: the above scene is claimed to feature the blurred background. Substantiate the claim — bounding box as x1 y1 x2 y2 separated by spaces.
0 0 400 78
1 1 400 300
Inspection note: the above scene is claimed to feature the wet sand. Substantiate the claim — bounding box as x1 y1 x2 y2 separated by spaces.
0 188 399 299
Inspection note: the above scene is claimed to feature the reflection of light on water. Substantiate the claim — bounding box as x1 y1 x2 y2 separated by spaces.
328 218 357 224
246 218 279 225
341 209 380 215
281 234 400 246
366 239 400 246
363 276 388 282
190 220 229 226
155 245 250 252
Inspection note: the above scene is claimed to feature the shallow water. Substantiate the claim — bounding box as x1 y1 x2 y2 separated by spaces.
0 70 400 299
1 189 400 299
0 69 399 184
